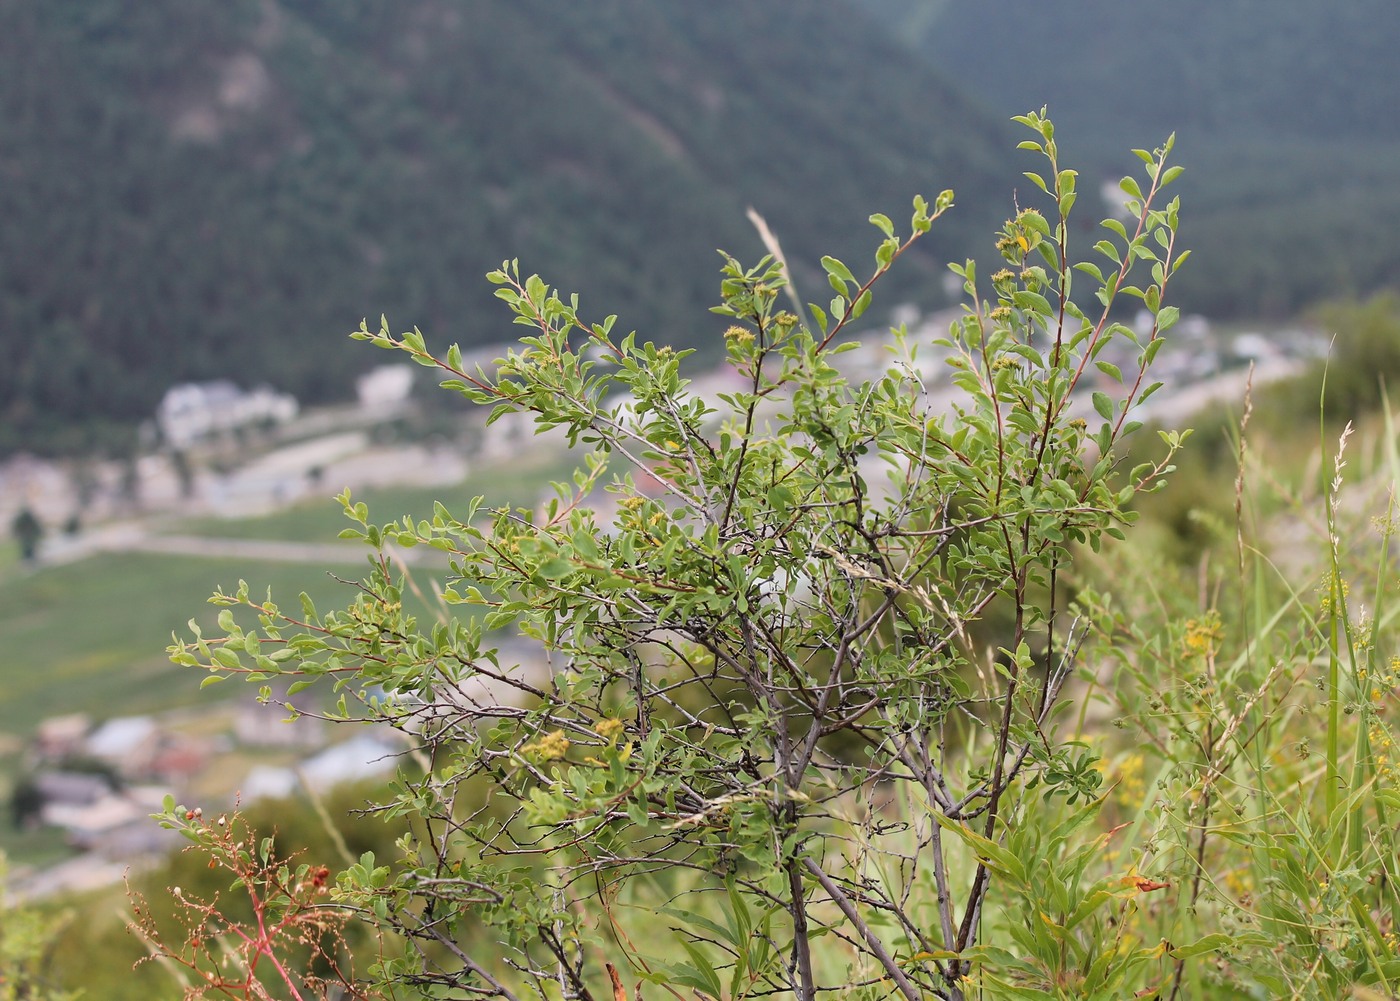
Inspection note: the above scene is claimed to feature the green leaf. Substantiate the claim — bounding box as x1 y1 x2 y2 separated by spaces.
1170 933 1234 960
1074 261 1105 284
821 255 855 286
572 531 599 561
658 906 735 946
536 557 574 580
1093 240 1121 263
932 813 1028 886
679 941 724 999
1092 392 1114 420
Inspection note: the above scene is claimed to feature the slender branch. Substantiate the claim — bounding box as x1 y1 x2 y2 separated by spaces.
801 857 931 1001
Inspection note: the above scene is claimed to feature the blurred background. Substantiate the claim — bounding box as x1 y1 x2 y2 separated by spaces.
3 1 1399 986
6 0 1395 456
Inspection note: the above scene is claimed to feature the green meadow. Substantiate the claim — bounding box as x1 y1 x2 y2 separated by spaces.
0 552 382 734
0 447 577 788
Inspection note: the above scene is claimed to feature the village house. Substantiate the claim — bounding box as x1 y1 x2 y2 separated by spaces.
355 363 415 413
156 380 298 449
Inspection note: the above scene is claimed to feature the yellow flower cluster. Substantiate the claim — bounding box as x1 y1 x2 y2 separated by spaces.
1317 573 1350 616
1371 720 1396 782
522 729 570 761
1182 610 1223 660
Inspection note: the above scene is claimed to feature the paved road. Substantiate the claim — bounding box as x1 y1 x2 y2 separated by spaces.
23 522 453 574
134 533 454 568
124 533 379 564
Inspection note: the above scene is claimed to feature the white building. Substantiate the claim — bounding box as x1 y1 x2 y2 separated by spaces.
157 381 298 448
356 364 415 411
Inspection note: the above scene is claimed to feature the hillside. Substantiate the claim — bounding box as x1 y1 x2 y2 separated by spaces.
0 0 1014 453
865 0 1400 147
856 0 1400 318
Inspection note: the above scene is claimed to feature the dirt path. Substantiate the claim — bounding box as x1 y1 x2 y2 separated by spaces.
23 522 452 573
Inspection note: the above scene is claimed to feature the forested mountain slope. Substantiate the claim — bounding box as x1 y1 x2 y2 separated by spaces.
0 0 1013 452
858 0 1400 317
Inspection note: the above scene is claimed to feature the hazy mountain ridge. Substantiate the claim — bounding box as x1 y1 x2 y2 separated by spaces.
904 0 1400 147
0 0 1013 452
856 0 1400 317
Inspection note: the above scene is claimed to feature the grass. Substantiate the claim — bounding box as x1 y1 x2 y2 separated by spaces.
2 822 83 871
0 548 456 866
0 552 396 735
0 447 583 739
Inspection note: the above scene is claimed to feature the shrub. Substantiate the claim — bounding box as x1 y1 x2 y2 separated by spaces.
165 111 1197 1000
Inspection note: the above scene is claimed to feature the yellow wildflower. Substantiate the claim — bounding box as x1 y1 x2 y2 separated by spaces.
522 730 570 761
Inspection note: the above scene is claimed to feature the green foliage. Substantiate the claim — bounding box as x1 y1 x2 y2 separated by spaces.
1120 290 1400 568
1069 400 1400 999
169 114 1194 999
0 857 77 1001
8 508 41 564
1282 291 1400 423
1168 142 1400 318
0 553 382 737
